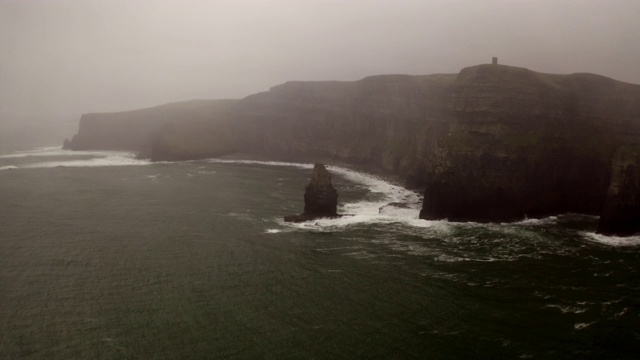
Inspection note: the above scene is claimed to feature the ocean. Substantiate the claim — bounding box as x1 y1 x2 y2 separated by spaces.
0 141 639 359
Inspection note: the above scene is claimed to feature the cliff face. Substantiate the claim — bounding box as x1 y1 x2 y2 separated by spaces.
67 77 453 187
597 145 640 236
65 64 640 229
421 65 640 221
67 99 237 157
230 75 454 187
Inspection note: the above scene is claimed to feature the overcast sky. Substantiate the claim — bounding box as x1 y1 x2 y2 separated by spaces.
1 0 639 120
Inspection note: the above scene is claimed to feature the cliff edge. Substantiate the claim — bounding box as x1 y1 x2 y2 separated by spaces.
66 99 238 158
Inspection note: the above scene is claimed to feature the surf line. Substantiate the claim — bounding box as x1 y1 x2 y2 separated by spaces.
205 158 446 230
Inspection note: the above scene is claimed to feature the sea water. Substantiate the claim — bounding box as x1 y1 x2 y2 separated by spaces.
0 145 639 359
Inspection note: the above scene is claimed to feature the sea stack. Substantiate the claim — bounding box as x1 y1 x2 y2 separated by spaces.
597 145 640 236
284 163 339 222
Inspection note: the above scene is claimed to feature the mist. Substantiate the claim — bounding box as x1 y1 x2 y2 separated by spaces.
1 0 639 121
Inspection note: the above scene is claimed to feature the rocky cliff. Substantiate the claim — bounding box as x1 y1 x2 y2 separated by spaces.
597 145 640 236
421 65 640 222
67 74 454 186
65 64 640 231
65 99 237 157
229 75 454 187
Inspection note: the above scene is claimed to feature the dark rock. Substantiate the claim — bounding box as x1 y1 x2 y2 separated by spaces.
304 164 338 216
597 146 640 236
284 164 340 222
62 138 71 149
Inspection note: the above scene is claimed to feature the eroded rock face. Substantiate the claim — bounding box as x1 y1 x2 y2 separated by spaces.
284 164 339 222
420 65 640 222
597 146 640 236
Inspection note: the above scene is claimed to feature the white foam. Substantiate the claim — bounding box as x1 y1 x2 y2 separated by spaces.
0 146 110 159
282 203 450 233
205 159 448 231
22 151 150 168
0 146 151 169
544 304 588 314
207 159 436 231
574 322 595 330
265 229 282 234
206 158 313 170
0 165 18 171
581 232 640 247
512 216 559 226
0 146 61 158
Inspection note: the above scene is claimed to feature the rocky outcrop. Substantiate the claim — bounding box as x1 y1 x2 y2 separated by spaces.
64 63 640 228
284 164 339 222
597 145 640 236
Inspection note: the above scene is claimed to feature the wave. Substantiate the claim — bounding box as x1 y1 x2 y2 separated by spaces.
0 146 114 159
206 158 448 231
511 216 559 226
581 232 640 247
574 321 596 330
206 158 314 170
544 304 588 314
1 147 152 169
25 154 150 168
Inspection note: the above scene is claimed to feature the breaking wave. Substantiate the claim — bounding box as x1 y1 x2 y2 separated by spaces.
0 147 151 169
0 146 89 158
581 232 640 247
206 158 447 231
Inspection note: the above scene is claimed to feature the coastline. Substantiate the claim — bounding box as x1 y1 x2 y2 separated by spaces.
214 152 417 196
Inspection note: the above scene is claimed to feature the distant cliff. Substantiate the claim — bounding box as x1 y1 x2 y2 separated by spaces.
65 99 237 157
65 64 640 232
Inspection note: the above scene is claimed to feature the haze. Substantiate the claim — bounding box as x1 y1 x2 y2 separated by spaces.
1 0 639 122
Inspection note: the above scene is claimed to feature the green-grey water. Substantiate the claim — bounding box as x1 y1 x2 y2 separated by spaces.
1 145 639 359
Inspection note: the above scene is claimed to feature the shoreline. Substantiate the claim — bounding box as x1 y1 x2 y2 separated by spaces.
215 152 412 191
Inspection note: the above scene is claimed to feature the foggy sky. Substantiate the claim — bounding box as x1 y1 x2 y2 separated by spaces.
1 0 639 120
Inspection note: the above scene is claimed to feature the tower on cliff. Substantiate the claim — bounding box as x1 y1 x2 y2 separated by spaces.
492 57 498 65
